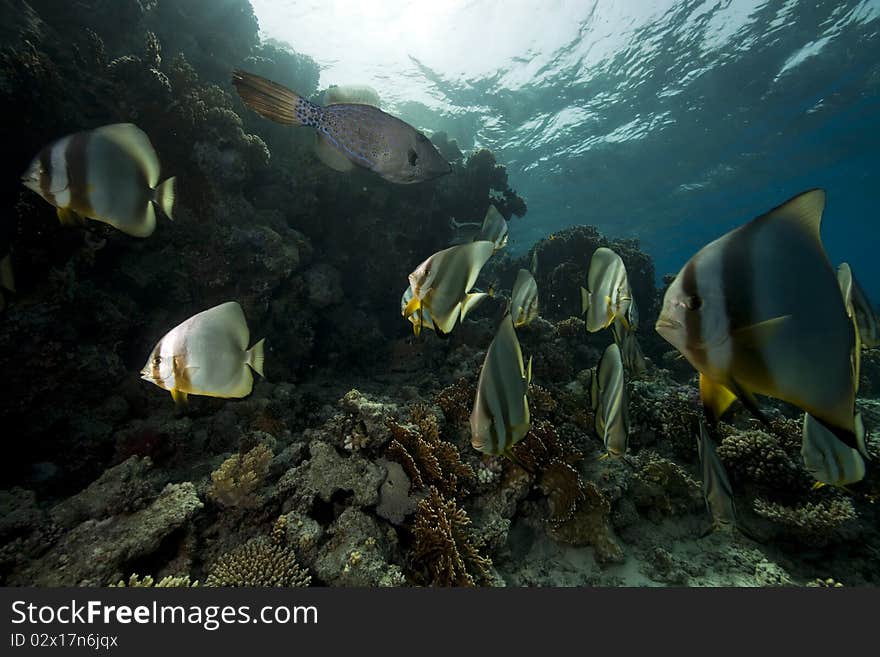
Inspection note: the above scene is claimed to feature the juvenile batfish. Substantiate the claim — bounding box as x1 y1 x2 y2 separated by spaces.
510 268 538 327
477 205 509 251
838 263 879 349
611 319 648 376
590 343 629 457
801 412 866 489
233 70 451 184
697 420 738 535
404 240 495 336
470 314 532 456
22 123 175 237
655 189 866 455
141 301 265 406
581 247 632 333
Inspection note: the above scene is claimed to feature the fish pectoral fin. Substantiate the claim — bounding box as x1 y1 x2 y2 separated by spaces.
170 388 188 408
403 294 421 319
699 373 738 423
731 315 790 348
811 481 826 491
597 452 611 461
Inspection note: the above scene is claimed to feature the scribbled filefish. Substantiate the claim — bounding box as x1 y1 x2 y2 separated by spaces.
141 301 265 406
21 123 175 237
510 269 538 328
590 343 629 458
838 262 879 349
232 70 451 184
404 240 495 336
314 84 382 172
696 420 738 535
581 247 632 333
471 313 532 456
801 412 866 489
655 189 866 455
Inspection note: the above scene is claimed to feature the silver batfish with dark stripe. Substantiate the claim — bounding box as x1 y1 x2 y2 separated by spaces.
510 268 538 327
697 420 738 534
801 412 866 489
470 313 532 456
656 189 865 455
233 70 451 184
838 262 879 350
22 123 175 237
591 343 629 457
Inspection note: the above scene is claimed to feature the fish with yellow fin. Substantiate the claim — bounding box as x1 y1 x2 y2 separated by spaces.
403 240 495 336
510 268 538 327
581 247 633 333
656 189 866 456
233 70 451 184
470 314 532 457
141 301 265 406
21 123 175 237
591 343 629 458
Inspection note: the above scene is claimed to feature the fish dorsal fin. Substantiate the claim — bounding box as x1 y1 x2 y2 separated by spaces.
756 188 825 243
92 123 161 188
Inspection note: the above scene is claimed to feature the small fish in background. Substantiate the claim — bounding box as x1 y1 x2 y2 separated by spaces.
232 69 451 184
838 262 879 349
801 412 866 490
477 205 509 251
403 240 495 336
0 251 14 313
581 247 632 333
21 123 175 238
471 313 532 456
510 268 538 327
611 319 648 376
141 301 265 407
696 420 739 536
655 189 866 456
591 343 629 458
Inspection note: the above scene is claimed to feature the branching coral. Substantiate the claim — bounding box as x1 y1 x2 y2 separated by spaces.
112 574 197 587
209 443 273 509
385 403 474 498
436 377 477 426
753 497 858 547
716 427 806 491
409 487 492 587
205 538 311 587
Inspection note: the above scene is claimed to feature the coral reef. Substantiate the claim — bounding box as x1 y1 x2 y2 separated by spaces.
409 487 492 586
112 573 197 587
209 442 273 509
753 497 859 548
205 537 311 587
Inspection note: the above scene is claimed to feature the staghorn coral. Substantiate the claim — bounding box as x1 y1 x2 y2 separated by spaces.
385 403 474 498
205 538 311 587
436 377 477 426
112 574 197 587
209 442 273 509
753 497 858 547
546 481 624 564
409 487 492 587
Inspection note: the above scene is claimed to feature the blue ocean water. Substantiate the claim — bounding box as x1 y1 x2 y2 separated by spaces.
252 0 880 298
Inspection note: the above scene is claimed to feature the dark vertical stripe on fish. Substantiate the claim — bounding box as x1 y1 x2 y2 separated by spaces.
65 132 92 214
721 224 769 381
38 147 54 205
680 259 705 363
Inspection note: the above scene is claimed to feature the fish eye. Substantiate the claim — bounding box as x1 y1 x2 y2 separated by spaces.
153 355 161 366
408 148 419 166
686 295 702 311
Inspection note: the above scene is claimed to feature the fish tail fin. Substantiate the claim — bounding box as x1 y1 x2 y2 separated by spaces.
232 69 305 126
153 177 176 220
855 412 870 460
247 338 266 378
815 414 863 455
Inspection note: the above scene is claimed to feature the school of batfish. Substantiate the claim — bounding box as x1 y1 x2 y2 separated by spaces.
11 64 879 537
